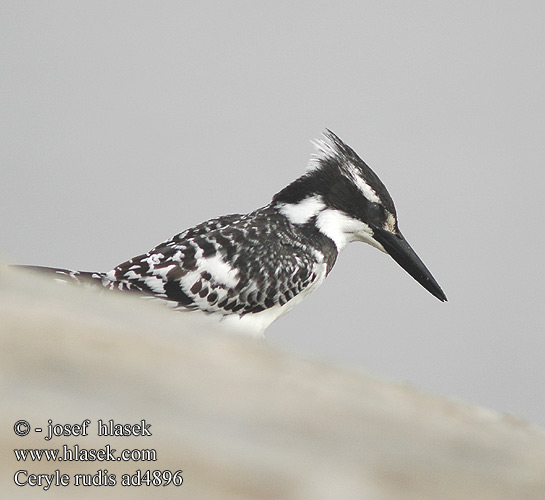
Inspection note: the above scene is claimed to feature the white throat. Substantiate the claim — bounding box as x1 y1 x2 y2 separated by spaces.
277 196 385 253
316 208 385 252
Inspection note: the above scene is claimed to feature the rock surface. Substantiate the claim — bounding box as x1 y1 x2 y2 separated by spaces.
1 264 545 499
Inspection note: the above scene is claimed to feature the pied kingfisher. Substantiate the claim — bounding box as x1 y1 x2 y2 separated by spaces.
17 131 446 337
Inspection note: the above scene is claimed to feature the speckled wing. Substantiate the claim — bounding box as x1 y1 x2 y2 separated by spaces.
108 209 334 316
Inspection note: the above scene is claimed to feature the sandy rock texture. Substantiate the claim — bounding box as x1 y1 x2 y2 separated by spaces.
1 264 545 499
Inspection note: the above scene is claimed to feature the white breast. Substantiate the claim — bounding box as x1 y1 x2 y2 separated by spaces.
184 260 328 338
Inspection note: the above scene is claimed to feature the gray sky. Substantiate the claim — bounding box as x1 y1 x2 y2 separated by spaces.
2 1 544 425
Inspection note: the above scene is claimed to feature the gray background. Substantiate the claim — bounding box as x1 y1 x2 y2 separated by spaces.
2 2 544 424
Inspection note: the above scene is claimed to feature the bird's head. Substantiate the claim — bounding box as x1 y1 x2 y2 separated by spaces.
272 129 447 302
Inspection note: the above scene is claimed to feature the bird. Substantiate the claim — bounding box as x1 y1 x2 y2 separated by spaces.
16 130 446 337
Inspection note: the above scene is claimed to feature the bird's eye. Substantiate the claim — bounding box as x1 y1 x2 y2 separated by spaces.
367 203 384 221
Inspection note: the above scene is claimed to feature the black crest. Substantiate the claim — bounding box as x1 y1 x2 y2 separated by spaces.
273 130 396 221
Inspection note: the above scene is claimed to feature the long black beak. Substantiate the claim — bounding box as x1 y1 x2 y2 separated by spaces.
372 227 447 302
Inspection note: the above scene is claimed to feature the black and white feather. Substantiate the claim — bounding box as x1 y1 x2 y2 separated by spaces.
17 130 446 337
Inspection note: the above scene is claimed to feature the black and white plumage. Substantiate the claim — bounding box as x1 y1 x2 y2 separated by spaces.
18 131 446 337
